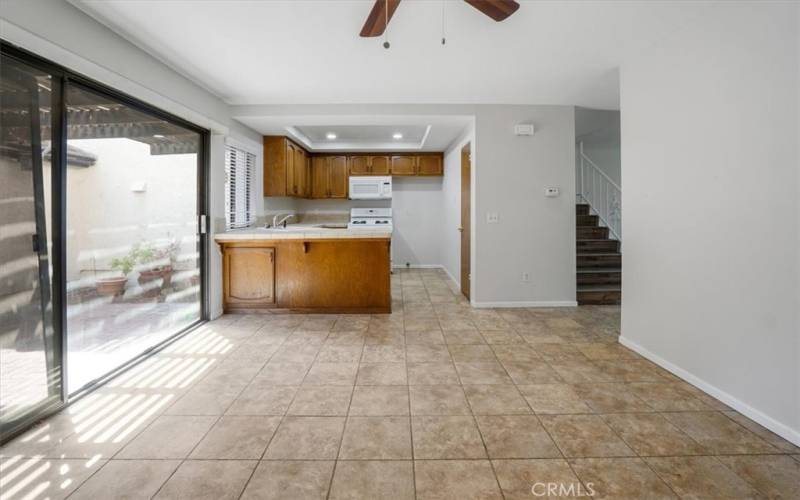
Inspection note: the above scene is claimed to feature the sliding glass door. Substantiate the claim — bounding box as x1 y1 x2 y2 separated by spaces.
64 82 204 393
0 54 62 435
0 42 208 438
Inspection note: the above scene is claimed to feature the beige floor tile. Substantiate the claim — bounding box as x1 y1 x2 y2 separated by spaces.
240 460 334 500
491 344 541 362
355 362 407 385
569 457 676 499
226 383 297 416
361 344 405 362
538 414 634 458
287 385 353 416
405 329 446 344
493 459 583 500
443 329 485 344
594 359 669 383
463 384 531 415
574 342 636 360
0 457 106 500
69 459 180 500
439 318 478 331
501 360 563 385
646 456 762 499
662 411 776 454
414 459 502 500
411 416 486 459
406 344 452 363
517 384 593 414
264 416 345 459
163 384 241 416
410 385 471 415
190 416 281 459
533 343 588 361
117 415 217 459
602 413 706 456
407 362 460 385
404 317 441 331
480 330 525 344
255 362 309 385
349 386 410 416
325 331 367 345
573 383 653 413
717 454 800 499
338 416 412 459
448 344 497 362
626 382 712 411
302 362 358 386
329 460 414 500
476 415 561 458
454 362 513 385
155 460 256 500
316 344 363 362
722 411 800 453
270 344 321 364
548 361 614 383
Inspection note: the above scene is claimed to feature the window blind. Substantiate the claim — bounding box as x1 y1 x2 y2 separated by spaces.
224 145 255 229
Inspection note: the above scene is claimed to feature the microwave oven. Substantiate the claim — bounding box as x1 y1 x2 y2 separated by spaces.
349 176 392 200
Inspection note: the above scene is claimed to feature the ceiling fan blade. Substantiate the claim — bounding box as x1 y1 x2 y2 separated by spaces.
463 0 520 22
360 0 402 37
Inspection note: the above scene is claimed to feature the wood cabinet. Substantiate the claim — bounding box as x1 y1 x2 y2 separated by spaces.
264 136 311 198
349 155 390 175
417 155 443 175
223 246 275 308
219 239 391 313
390 155 416 175
311 155 348 198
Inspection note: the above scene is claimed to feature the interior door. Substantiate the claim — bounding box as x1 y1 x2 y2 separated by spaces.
0 53 62 435
460 145 471 299
328 156 348 198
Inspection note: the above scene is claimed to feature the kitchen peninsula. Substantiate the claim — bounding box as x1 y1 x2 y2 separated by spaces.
215 225 391 313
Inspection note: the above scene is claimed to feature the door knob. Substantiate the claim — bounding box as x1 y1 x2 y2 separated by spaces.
457 227 463 232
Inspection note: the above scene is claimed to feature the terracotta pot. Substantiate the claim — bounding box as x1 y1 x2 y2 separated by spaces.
96 276 127 296
138 265 173 285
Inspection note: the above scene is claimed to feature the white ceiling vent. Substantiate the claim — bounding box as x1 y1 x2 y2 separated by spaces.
514 124 535 136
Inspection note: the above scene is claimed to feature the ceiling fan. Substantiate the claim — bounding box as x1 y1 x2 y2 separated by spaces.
360 0 520 38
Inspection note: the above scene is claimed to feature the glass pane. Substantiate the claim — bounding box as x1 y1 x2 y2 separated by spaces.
65 83 201 393
0 54 61 431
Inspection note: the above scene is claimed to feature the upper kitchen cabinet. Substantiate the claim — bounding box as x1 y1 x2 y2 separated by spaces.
350 155 390 175
390 155 416 175
264 135 311 198
417 155 443 176
311 155 348 199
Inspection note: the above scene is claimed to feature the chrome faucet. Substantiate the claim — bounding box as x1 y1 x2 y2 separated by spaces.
271 213 295 228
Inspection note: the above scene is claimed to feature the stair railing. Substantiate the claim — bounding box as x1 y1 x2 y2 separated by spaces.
577 141 622 241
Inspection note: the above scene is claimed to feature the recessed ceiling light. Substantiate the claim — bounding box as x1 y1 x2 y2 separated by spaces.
326 133 337 140
153 134 165 139
393 133 403 140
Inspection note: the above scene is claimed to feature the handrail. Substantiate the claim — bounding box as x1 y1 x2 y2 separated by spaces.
577 142 622 241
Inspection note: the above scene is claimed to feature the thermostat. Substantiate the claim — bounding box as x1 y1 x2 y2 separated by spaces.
514 124 535 136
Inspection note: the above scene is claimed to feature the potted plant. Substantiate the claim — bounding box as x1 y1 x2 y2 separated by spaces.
136 240 178 285
96 254 134 296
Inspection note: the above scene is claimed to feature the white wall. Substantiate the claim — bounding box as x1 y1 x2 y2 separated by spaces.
620 2 800 444
391 177 444 268
574 107 621 187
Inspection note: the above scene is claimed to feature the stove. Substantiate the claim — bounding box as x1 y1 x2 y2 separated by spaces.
348 208 393 230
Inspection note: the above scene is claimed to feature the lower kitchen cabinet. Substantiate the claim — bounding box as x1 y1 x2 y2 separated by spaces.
223 246 275 308
219 239 391 313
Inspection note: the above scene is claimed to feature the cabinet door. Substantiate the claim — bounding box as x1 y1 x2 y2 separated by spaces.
370 155 390 175
224 246 275 308
293 147 306 197
311 156 329 198
349 155 370 175
305 155 313 197
285 142 297 195
417 155 443 175
390 155 416 175
328 156 348 198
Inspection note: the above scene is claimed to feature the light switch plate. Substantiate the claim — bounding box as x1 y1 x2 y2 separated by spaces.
487 212 499 224
545 187 560 197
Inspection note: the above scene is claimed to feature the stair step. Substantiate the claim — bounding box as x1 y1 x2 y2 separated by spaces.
577 226 609 239
576 214 599 227
577 269 621 286
576 203 590 215
576 239 619 253
577 286 621 305
577 253 622 268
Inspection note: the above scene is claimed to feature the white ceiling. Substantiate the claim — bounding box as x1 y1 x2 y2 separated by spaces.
70 0 712 109
240 115 472 152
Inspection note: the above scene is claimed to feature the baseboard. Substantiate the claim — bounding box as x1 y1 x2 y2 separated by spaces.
471 300 578 308
440 266 460 288
392 264 443 269
619 335 800 447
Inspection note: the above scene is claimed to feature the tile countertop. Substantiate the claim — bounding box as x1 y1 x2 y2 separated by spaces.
213 224 392 241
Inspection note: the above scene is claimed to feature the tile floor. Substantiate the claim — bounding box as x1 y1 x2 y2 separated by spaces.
1 268 798 499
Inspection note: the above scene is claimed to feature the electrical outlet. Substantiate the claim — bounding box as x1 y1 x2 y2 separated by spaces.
521 272 530 282
486 212 499 224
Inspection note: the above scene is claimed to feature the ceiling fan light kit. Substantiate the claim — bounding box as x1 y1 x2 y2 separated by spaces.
360 0 520 46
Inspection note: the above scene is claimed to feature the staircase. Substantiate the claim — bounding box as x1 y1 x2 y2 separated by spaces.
576 203 621 305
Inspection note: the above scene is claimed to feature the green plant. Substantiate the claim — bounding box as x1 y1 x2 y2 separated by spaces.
110 255 135 276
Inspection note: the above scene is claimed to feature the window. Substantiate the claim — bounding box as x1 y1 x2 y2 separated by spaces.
225 144 255 229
